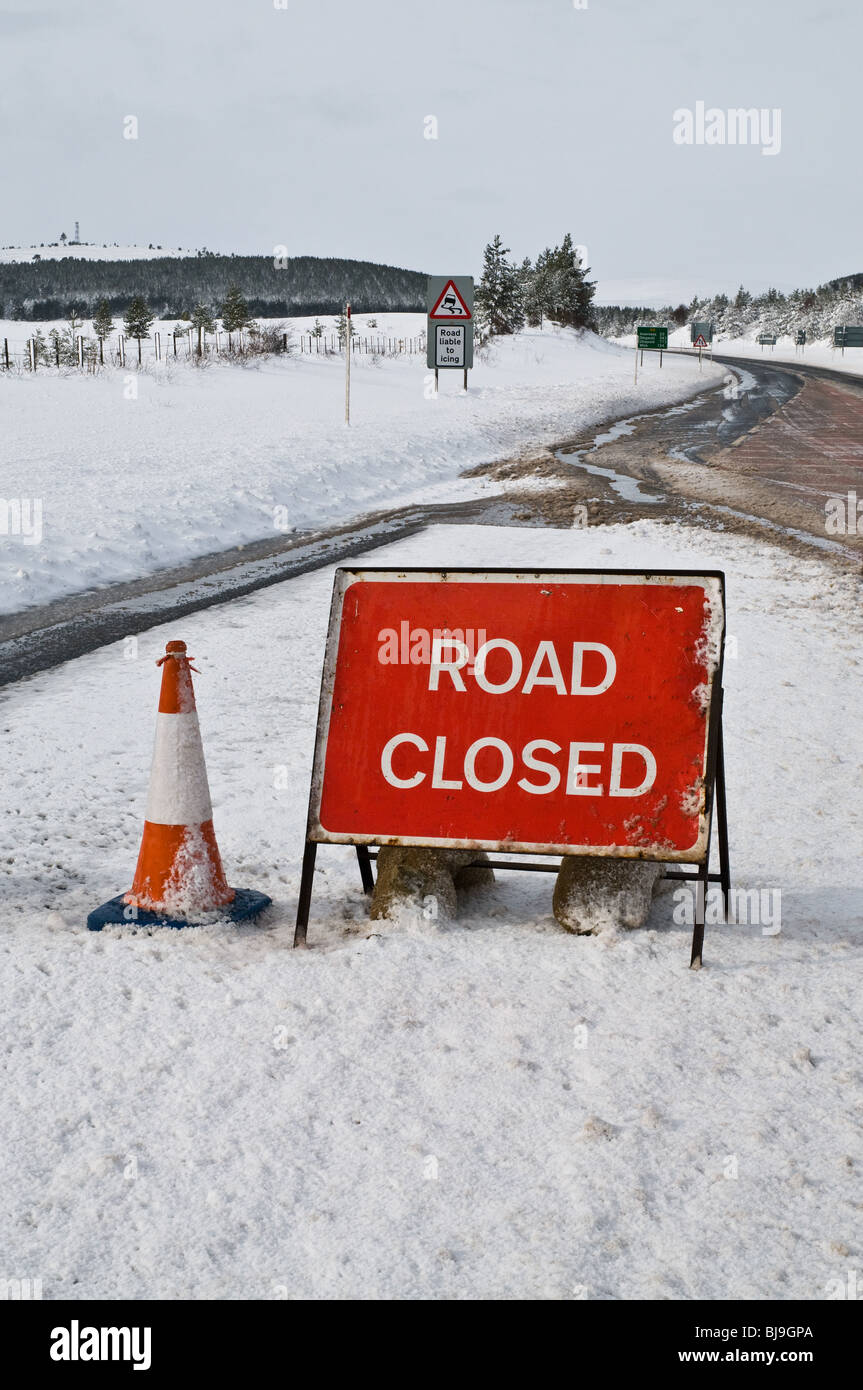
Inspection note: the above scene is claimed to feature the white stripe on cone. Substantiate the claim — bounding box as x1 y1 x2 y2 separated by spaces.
144 712 214 825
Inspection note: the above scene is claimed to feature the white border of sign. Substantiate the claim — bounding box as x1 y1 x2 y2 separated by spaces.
306 568 725 863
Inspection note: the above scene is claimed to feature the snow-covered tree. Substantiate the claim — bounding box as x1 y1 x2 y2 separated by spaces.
190 302 216 356
220 284 252 348
92 300 113 362
475 235 525 338
543 235 596 329
123 295 154 363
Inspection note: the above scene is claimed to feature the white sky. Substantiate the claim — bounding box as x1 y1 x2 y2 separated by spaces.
0 0 858 303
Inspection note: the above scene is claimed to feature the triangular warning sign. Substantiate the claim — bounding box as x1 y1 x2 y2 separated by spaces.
429 279 472 320
693 335 707 347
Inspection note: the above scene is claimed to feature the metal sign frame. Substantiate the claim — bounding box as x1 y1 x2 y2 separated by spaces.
294 568 730 967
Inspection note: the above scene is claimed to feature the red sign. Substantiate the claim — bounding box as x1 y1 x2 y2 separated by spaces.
429 279 472 320
308 570 725 861
693 334 707 347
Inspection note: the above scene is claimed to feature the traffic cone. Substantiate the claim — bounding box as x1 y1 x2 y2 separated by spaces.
88 640 272 930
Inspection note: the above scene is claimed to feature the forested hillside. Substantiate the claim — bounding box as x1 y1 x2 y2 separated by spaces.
0 253 427 319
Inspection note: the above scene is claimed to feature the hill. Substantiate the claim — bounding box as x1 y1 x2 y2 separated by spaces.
0 252 428 320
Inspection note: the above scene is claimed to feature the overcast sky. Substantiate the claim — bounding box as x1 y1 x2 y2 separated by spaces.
0 0 858 303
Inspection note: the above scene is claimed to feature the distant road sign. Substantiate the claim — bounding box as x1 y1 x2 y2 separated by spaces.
835 325 863 348
796 329 806 346
427 276 474 371
757 333 777 345
690 320 714 344
637 326 668 350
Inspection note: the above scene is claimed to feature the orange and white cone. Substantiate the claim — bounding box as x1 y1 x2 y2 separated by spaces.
88 639 271 930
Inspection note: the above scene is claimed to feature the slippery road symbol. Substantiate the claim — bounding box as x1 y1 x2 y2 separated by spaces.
429 279 472 319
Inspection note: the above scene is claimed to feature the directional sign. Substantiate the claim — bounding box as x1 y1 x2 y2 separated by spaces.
427 276 474 370
690 320 714 344
757 333 777 345
835 325 863 348
637 326 668 350
796 330 806 346
305 567 725 861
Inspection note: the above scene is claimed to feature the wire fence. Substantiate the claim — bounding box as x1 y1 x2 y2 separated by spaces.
0 328 428 372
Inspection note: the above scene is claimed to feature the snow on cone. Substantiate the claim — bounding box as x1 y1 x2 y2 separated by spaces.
87 639 271 931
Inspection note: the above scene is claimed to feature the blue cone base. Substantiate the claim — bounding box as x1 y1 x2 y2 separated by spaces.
87 887 272 931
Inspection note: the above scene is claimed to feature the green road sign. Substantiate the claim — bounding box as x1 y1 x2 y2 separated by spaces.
757 334 777 345
835 325 863 347
796 330 806 345
426 276 474 370
690 320 714 344
637 326 668 350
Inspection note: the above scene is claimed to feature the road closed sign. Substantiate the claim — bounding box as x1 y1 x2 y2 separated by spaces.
306 569 725 861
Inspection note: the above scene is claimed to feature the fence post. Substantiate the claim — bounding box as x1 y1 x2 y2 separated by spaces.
3 338 8 369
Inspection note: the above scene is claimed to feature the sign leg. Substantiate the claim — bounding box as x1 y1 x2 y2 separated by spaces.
293 840 318 948
716 723 731 916
356 845 375 894
690 860 707 970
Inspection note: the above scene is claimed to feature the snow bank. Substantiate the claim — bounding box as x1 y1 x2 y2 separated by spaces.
0 520 859 1299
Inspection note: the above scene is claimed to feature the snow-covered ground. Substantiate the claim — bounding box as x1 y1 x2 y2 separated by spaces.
1 520 859 1300
0 322 722 616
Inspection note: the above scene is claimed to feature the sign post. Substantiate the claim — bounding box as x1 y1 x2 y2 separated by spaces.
427 276 474 393
294 567 729 967
757 333 777 352
345 302 351 425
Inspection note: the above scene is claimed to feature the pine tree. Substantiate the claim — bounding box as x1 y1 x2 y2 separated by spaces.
221 284 251 348
123 295 154 363
92 300 113 363
335 307 352 347
544 235 596 330
475 235 525 338
190 302 216 356
519 256 543 327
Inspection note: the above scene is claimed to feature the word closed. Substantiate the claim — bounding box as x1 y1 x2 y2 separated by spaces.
309 570 724 859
